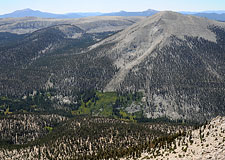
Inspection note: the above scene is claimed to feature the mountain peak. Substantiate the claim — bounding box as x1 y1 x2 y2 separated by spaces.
155 10 182 17
91 11 225 93
145 11 224 42
21 8 33 11
98 11 221 49
145 9 159 13
15 8 35 13
151 10 190 22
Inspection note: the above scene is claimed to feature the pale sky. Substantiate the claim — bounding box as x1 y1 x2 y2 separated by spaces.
0 0 225 14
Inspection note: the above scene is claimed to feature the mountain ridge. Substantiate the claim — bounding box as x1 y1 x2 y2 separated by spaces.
101 9 158 17
88 11 225 121
1 8 225 21
0 8 83 19
0 16 144 34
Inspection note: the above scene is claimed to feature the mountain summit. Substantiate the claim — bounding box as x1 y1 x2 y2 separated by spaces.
90 11 225 121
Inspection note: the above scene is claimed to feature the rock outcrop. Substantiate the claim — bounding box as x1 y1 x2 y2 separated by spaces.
138 116 225 160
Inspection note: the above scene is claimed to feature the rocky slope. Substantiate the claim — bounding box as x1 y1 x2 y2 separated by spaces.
89 11 225 122
138 116 225 160
91 11 224 91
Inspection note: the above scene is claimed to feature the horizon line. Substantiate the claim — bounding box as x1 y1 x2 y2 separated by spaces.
1 8 225 15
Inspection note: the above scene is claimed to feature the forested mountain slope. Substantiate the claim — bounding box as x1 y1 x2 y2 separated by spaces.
89 11 225 122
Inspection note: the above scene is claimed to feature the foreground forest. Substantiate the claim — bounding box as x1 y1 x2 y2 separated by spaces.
0 114 196 159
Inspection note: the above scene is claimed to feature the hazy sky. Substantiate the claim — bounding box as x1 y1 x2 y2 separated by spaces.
0 0 225 14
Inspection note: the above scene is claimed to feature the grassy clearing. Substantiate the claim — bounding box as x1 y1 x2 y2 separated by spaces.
71 91 143 121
